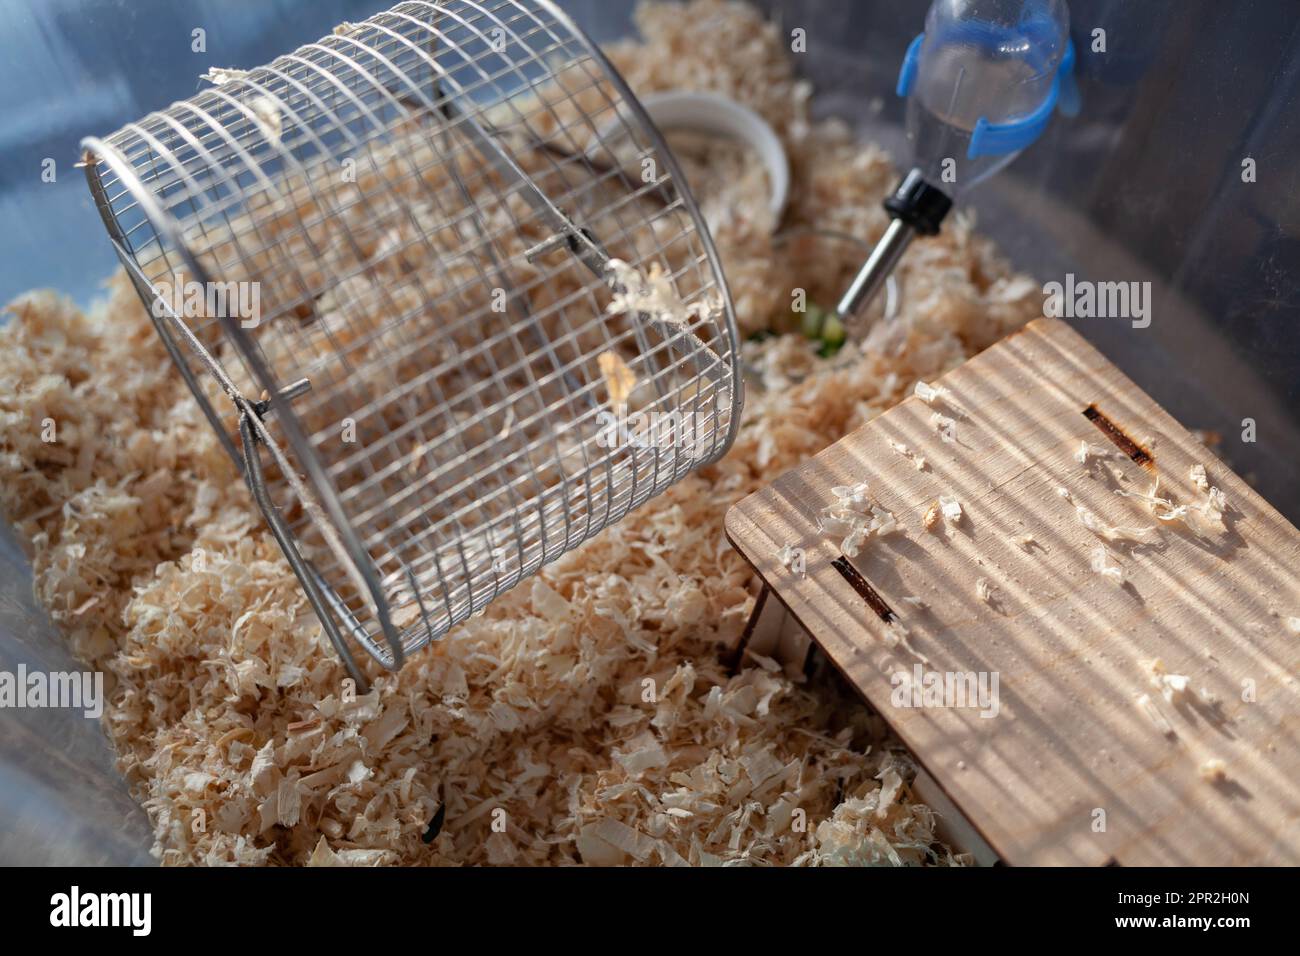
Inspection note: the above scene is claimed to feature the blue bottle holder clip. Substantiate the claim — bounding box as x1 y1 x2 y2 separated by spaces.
897 33 925 98
897 29 1076 160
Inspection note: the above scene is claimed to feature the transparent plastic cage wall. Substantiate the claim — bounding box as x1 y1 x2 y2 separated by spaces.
81 0 742 685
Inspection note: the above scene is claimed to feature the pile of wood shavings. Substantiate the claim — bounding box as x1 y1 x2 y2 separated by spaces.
816 482 898 558
0 0 1038 866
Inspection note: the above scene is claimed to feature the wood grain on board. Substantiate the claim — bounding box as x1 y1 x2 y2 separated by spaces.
725 318 1300 866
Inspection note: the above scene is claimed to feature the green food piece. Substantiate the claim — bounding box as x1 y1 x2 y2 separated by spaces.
821 312 845 347
815 312 846 357
800 304 826 339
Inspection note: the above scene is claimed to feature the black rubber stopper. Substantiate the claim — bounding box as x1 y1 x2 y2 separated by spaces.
882 169 953 236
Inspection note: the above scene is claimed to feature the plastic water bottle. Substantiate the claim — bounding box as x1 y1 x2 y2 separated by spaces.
906 0 1071 194
837 0 1074 330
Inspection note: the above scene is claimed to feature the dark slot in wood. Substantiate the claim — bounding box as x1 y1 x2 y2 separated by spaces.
831 555 896 622
1083 404 1152 466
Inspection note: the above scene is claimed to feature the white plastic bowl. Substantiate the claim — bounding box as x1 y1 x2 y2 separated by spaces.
606 90 791 227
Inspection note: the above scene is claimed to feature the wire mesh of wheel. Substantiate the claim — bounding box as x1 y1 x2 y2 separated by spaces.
82 0 742 687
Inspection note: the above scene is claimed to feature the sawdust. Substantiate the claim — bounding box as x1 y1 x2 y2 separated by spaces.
597 351 638 406
0 0 1038 866
887 439 926 472
1135 693 1175 738
1141 657 1193 705
1090 546 1125 585
1198 758 1228 783
817 481 898 558
930 412 958 444
1074 502 1156 545
1013 533 1037 551
938 495 963 526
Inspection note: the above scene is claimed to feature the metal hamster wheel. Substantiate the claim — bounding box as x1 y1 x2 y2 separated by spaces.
81 0 742 687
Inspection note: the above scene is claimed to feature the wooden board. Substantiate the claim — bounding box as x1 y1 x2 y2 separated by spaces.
725 318 1300 866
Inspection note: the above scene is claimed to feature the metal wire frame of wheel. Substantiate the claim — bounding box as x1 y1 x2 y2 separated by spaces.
81 0 743 689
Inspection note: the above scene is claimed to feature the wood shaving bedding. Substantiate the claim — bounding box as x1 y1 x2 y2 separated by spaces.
661 128 775 238
0 0 1039 866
